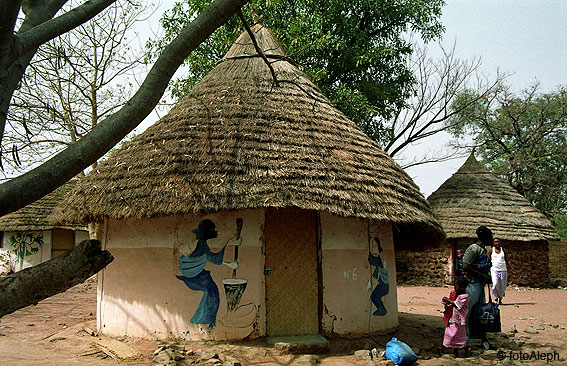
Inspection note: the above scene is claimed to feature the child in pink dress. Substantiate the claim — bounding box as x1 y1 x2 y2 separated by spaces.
442 277 471 357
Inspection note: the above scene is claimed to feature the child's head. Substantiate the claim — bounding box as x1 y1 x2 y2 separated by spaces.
456 249 464 258
454 276 469 294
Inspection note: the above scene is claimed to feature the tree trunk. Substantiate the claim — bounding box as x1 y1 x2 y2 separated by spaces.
0 239 113 318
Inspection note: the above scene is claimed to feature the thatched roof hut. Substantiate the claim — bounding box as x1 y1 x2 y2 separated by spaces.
48 25 445 340
1 181 84 232
1 181 88 273
412 153 561 287
52 25 442 246
427 153 559 242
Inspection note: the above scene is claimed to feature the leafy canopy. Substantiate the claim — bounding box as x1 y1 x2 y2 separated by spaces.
149 0 445 140
448 84 567 238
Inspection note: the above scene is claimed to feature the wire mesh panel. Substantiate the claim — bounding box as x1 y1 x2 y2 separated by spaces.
265 208 319 336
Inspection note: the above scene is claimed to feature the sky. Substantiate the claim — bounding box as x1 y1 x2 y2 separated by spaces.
400 0 567 196
136 0 567 197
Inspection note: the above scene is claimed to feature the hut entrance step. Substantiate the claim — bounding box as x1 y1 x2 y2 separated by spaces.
265 208 319 336
268 334 330 354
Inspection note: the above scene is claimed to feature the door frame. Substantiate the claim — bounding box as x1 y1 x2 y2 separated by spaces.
263 208 323 336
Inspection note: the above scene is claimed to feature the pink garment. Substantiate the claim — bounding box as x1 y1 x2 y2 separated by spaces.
443 294 469 349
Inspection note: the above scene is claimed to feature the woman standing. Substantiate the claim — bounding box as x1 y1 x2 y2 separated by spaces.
488 239 511 305
176 219 240 328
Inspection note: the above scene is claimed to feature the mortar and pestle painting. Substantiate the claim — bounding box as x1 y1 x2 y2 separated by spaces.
222 218 248 311
220 218 258 329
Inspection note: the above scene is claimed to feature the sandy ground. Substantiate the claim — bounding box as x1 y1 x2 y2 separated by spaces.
0 281 565 365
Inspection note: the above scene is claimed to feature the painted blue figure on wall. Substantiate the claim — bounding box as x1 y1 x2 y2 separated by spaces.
367 237 389 316
176 219 240 328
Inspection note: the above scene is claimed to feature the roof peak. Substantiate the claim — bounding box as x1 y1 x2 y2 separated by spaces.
456 151 489 174
224 25 287 60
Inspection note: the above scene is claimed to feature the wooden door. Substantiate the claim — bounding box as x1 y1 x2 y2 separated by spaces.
265 208 319 336
52 229 75 258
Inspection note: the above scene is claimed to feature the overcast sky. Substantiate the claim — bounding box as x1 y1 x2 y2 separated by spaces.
403 0 567 196
137 0 567 197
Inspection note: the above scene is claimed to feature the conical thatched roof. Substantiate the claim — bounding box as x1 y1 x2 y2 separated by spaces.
51 25 442 244
428 153 559 241
0 180 85 231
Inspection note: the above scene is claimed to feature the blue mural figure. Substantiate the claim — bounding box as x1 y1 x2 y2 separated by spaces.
176 219 239 327
367 237 389 316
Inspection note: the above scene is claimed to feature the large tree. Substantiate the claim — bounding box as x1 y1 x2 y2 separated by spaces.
3 0 151 175
0 0 250 217
448 83 567 238
149 0 446 133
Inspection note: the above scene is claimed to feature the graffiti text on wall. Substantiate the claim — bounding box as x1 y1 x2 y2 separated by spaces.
344 268 359 280
9 232 44 270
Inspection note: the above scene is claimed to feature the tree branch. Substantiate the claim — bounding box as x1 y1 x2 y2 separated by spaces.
0 1 22 62
10 0 117 67
0 0 250 216
237 10 279 87
0 239 113 318
1 0 68 149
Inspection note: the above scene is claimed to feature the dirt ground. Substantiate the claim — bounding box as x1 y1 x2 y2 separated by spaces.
1 280 565 366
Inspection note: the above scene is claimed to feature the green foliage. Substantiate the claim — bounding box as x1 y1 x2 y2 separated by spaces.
448 84 567 235
148 0 445 132
552 213 567 240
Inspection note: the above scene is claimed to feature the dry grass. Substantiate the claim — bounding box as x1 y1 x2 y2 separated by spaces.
1 180 84 231
428 153 559 241
51 25 443 246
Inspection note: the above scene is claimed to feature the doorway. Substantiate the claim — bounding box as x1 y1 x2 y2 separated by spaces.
264 208 319 336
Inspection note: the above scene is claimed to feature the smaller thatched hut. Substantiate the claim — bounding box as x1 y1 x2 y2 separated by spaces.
397 153 560 287
0 182 88 274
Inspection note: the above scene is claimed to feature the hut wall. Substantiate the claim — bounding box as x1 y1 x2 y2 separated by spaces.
97 209 266 341
320 213 398 335
395 240 453 287
97 209 401 340
549 241 567 281
0 230 52 271
396 239 551 288
504 240 550 288
75 230 89 244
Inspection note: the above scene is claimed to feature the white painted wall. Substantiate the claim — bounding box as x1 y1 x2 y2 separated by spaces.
0 230 51 271
320 213 398 335
96 209 399 340
0 229 88 273
98 209 266 340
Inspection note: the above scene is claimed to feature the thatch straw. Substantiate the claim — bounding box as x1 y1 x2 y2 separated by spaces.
0 180 85 231
428 153 559 242
51 25 443 245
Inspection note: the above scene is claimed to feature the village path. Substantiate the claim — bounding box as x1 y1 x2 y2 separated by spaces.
0 280 565 366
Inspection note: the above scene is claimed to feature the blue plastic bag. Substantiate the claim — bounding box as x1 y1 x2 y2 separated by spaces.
385 337 418 365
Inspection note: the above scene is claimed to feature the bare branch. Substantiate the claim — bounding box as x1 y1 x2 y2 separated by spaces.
10 0 117 66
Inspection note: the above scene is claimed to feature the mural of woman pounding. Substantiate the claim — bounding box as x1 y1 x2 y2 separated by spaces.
176 219 241 328
367 237 389 316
